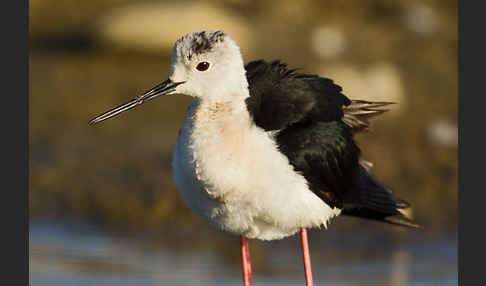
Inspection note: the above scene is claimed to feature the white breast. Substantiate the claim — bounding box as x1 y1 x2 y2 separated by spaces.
172 98 341 240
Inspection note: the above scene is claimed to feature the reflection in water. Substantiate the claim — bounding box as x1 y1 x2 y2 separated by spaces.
30 220 457 286
389 247 411 286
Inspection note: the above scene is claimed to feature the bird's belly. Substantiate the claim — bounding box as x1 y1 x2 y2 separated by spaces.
172 129 341 240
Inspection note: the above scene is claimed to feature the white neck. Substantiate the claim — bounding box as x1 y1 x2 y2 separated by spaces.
189 95 252 141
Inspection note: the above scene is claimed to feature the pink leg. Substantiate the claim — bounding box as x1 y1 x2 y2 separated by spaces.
240 236 253 286
300 228 314 286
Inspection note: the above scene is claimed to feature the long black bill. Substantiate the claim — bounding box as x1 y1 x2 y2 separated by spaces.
89 79 185 125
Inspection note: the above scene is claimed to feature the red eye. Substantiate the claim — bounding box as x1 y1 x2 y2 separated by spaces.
196 62 210 71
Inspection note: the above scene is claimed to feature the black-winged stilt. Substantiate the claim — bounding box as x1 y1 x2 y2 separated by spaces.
90 30 419 286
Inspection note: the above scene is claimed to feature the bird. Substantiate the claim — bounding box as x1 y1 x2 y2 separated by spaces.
89 30 419 286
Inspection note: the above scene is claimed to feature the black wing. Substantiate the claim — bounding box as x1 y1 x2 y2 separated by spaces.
245 60 350 131
245 60 394 134
245 60 417 227
276 120 361 209
341 166 420 228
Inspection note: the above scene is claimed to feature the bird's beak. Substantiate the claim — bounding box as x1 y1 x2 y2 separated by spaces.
89 79 185 125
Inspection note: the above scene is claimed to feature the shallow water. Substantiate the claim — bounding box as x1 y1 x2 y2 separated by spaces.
29 220 457 286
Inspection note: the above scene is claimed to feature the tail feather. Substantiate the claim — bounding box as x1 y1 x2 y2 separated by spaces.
342 100 396 134
344 100 395 109
341 100 418 228
342 166 421 229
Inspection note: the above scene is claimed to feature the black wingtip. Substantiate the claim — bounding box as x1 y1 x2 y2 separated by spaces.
384 214 423 229
396 199 411 209
346 100 398 108
342 166 421 229
386 198 422 229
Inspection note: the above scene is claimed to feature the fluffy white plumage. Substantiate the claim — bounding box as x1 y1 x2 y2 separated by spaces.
171 31 340 241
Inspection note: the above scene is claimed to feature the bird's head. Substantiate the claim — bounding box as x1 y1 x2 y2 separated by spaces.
169 30 247 99
89 30 248 125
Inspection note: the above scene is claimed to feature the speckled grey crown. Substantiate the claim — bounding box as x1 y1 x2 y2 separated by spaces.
177 30 227 60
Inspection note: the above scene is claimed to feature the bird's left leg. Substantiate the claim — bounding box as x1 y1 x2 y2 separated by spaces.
240 235 253 286
300 228 314 286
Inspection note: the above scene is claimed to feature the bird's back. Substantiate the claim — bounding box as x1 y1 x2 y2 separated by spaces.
245 60 418 228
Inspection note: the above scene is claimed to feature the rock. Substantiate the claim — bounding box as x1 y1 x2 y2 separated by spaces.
402 3 438 35
317 62 405 114
310 26 347 60
425 118 458 148
96 2 253 54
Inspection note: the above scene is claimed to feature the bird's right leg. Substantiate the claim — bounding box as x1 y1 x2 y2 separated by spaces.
300 228 314 286
240 235 253 286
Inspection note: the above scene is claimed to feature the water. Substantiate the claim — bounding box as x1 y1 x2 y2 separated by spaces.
30 220 457 286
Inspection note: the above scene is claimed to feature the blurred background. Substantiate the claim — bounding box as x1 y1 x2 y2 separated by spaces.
29 0 457 285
